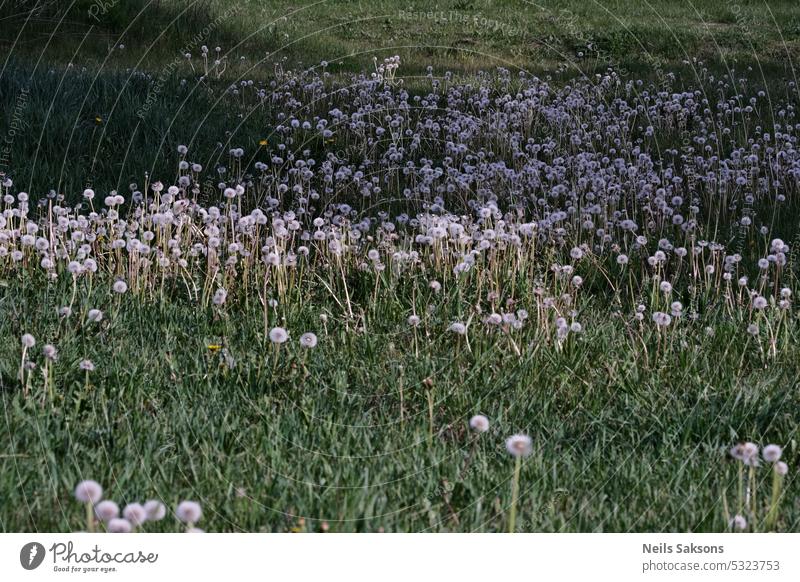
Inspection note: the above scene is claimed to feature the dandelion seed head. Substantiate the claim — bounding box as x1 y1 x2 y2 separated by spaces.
505 434 532 457
486 313 502 325
42 344 58 360
762 444 782 463
731 442 760 466
74 480 103 504
144 500 167 521
729 515 747 531
469 414 490 433
107 518 132 533
652 312 671 327
176 500 202 524
122 503 147 527
299 332 318 348
94 500 119 522
269 327 289 344
448 322 467 335
212 288 227 306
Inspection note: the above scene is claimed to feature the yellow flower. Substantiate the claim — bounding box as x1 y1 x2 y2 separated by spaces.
207 344 222 351
259 139 268 146
94 116 103 125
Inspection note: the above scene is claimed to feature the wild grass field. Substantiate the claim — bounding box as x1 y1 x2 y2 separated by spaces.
1 1 800 533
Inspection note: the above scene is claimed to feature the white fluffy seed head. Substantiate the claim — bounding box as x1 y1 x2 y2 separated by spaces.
21 333 36 348
469 414 490 433
762 444 782 463
107 518 132 533
269 327 289 344
74 480 103 504
212 288 227 306
730 442 760 466
122 503 148 527
42 344 58 360
299 332 318 348
176 500 202 524
448 322 466 335
144 500 167 521
729 514 747 531
94 500 119 522
505 434 533 457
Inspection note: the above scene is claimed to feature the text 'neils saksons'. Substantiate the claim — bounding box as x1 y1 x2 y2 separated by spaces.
643 543 724 554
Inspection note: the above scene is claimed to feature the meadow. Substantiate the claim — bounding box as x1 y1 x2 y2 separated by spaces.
1 1 800 533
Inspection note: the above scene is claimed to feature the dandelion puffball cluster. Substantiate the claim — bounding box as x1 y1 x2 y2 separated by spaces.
73 480 202 533
0 64 795 354
727 442 790 532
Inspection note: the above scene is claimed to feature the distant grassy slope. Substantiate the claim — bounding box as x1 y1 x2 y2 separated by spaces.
1 1 799 75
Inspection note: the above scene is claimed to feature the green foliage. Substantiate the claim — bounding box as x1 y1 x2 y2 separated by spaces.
1 264 798 532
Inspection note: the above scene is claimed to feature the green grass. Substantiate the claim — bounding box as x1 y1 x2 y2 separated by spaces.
3 1 800 75
1 0 800 533
2 265 799 532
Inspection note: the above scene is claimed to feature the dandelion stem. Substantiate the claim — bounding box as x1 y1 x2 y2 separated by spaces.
426 389 434 447
19 346 27 389
765 470 783 531
85 501 94 533
748 465 757 531
508 454 522 533
737 462 744 514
